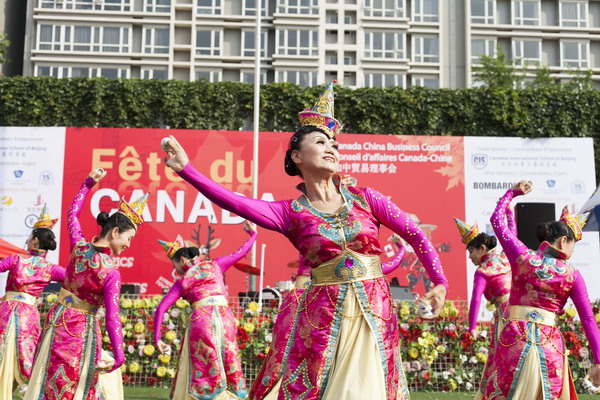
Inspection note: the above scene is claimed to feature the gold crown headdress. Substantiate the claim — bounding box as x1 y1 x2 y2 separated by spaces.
158 234 186 260
559 206 590 242
453 217 479 245
33 204 58 230
117 193 149 229
297 81 341 139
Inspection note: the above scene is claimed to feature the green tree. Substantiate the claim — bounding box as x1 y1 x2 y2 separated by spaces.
472 47 522 89
0 33 10 65
563 69 594 91
527 65 559 88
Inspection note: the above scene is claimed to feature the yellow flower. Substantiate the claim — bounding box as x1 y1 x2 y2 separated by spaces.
248 302 260 313
120 364 126 373
426 355 434 365
46 294 58 303
486 301 495 311
436 345 446 353
120 315 127 324
143 298 153 309
265 346 270 354
476 352 488 364
449 307 459 317
124 323 133 331
159 354 171 364
596 313 600 323
565 307 576 318
129 362 140 374
133 299 144 309
408 348 419 359
134 322 145 334
439 309 448 318
166 368 176 378
143 345 155 356
156 366 167 377
431 350 438 359
243 322 256 333
448 378 458 391
176 299 188 309
103 335 110 343
121 298 133 309
165 331 177 342
399 309 410 320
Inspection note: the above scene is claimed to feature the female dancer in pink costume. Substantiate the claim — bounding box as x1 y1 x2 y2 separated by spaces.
25 169 148 400
250 237 407 400
154 222 257 400
454 207 514 399
484 180 600 399
162 81 449 400
0 206 65 399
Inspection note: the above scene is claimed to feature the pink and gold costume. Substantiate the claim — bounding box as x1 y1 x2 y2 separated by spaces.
250 242 406 400
177 164 448 400
25 178 133 400
0 249 65 397
483 188 600 399
154 230 256 400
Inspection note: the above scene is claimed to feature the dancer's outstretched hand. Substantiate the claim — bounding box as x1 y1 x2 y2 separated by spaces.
420 284 447 320
157 339 170 355
95 358 115 374
243 221 257 234
162 135 189 172
88 168 107 184
469 329 479 340
511 180 532 195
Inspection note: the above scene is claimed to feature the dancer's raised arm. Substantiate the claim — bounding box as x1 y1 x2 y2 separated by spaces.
213 222 257 274
67 169 106 249
154 282 183 350
381 235 406 275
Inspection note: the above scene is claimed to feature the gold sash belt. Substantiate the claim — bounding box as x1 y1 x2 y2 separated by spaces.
192 295 228 308
311 250 383 286
3 291 36 305
508 305 557 327
295 275 311 289
58 288 98 314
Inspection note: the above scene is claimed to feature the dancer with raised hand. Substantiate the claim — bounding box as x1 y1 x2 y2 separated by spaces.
154 222 257 400
25 169 148 400
0 205 65 399
484 180 600 399
161 81 449 400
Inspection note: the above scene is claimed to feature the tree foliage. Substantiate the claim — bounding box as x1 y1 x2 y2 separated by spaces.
0 33 10 66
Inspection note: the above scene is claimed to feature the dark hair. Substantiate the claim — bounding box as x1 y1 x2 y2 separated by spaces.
172 247 200 263
96 212 136 238
536 221 574 243
467 233 497 251
32 228 57 251
284 125 330 177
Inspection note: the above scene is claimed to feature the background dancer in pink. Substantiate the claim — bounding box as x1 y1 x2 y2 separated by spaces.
484 180 600 399
154 222 256 400
162 81 449 400
0 205 65 399
25 169 148 400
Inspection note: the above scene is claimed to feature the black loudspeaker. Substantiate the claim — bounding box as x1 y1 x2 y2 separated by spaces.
121 284 140 294
516 202 556 250
390 285 414 301
42 282 62 293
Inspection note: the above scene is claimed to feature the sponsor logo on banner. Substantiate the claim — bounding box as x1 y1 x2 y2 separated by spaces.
473 181 514 190
25 214 38 229
33 194 44 207
471 154 488 169
114 257 135 268
13 170 23 178
1 196 13 206
39 170 54 185
571 180 585 193
546 179 556 188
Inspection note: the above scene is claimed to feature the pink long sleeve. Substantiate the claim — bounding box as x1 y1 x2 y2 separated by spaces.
178 163 289 233
571 271 600 364
490 189 528 265
50 265 66 282
468 272 488 332
214 231 257 274
0 255 17 273
381 242 405 275
364 187 448 291
506 205 517 236
67 177 95 250
153 281 183 345
103 269 124 372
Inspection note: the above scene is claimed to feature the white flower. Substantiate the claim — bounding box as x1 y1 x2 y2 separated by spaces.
459 355 468 364
167 322 175 330
480 330 488 338
441 371 450 380
127 345 135 354
265 333 273 343
169 309 180 318
469 356 478 364
466 382 473 391
173 339 180 345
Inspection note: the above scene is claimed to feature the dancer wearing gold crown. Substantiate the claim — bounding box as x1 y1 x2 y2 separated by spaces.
453 209 513 399
0 205 65 399
161 81 449 400
24 169 148 400
482 180 600 399
153 222 256 400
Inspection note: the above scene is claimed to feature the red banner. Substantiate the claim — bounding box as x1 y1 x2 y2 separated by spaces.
60 128 466 299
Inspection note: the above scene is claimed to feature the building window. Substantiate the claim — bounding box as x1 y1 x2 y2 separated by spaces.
364 32 404 59
241 70 268 84
363 0 404 18
471 38 496 63
277 29 318 56
242 30 268 57
413 0 438 22
364 72 405 88
243 0 269 16
471 0 495 24
39 0 132 11
195 69 221 82
412 75 439 88
142 68 168 79
513 0 540 26
513 38 541 65
197 0 221 14
35 64 129 78
277 0 318 15
37 24 130 53
560 1 587 28
144 27 169 54
412 36 439 63
196 30 221 56
144 0 170 12
561 40 588 68
276 70 317 86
